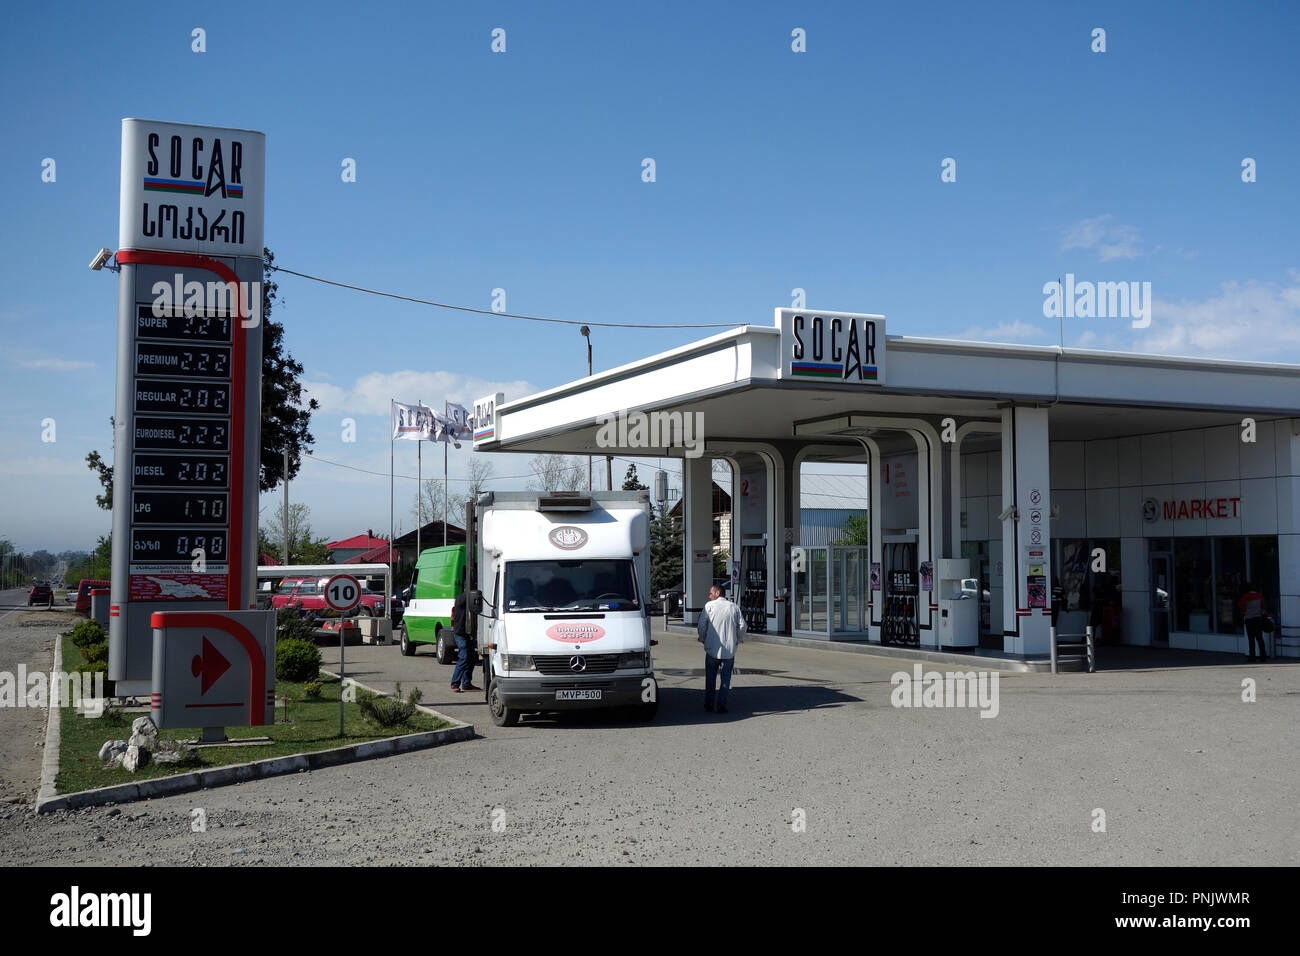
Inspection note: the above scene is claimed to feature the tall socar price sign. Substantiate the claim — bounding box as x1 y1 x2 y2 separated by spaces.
108 119 267 704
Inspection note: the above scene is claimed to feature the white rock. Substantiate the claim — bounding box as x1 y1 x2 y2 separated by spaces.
127 730 157 750
121 744 149 772
130 715 157 735
98 739 128 762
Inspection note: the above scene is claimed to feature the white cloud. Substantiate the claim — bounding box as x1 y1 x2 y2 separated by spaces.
1061 215 1144 261
19 358 95 371
303 369 540 417
952 321 1051 343
0 455 93 477
1135 273 1300 360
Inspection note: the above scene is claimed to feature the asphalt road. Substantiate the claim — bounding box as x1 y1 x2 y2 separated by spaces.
1 613 1296 866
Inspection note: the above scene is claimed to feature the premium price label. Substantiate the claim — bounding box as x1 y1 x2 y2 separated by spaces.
133 417 230 451
134 378 230 414
135 342 231 379
135 304 232 342
132 454 229 488
131 491 228 525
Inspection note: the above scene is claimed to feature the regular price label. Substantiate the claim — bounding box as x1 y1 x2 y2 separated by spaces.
134 378 230 414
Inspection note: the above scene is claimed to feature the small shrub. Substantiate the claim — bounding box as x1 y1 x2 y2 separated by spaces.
356 682 423 728
70 620 106 649
276 601 318 643
81 641 109 664
276 638 321 682
73 659 107 675
303 680 323 699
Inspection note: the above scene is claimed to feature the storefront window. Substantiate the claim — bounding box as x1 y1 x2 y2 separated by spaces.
1053 538 1121 612
1174 539 1213 632
1214 537 1246 633
1248 536 1280 615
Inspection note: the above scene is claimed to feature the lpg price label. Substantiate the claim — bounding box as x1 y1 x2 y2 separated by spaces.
132 491 228 525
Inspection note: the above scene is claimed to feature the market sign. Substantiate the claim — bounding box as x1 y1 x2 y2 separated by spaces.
776 308 887 385
1143 496 1242 522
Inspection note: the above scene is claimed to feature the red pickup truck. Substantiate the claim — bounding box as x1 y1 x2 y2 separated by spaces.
270 576 386 618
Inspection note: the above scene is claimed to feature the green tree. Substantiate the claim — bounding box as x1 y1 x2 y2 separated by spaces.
85 248 319 510
828 513 870 546
713 548 730 580
649 502 683 594
259 503 333 565
622 463 648 491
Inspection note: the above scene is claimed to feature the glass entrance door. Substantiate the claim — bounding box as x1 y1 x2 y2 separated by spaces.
1150 553 1171 644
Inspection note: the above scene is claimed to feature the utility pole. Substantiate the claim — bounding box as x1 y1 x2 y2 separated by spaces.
282 446 290 565
581 326 594 490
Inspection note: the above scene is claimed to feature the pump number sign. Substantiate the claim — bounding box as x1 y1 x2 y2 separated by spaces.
323 574 362 613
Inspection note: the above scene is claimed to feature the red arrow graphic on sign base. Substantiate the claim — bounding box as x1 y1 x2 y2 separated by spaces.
191 635 231 695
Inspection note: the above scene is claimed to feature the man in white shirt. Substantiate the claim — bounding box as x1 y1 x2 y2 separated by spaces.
697 584 746 713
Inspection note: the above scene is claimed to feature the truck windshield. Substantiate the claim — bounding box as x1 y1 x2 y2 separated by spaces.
503 559 640 612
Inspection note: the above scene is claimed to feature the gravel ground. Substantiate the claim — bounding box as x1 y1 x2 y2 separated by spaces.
1 613 1296 866
0 590 77 806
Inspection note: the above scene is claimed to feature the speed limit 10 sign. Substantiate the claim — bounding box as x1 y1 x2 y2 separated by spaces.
323 574 362 613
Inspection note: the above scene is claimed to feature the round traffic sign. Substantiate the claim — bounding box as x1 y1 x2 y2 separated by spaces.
323 574 362 613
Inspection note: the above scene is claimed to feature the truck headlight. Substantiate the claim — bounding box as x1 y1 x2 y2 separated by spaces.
617 652 648 669
503 654 535 671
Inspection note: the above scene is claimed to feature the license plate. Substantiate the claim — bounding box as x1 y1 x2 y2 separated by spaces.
555 689 601 701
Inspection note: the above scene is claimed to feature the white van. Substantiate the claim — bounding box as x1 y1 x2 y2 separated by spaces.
470 490 658 726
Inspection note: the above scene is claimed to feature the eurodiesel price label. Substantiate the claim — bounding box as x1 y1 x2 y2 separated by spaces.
134 378 230 414
131 528 228 563
135 342 231 379
133 417 230 451
135 304 232 342
132 454 229 488
131 491 229 525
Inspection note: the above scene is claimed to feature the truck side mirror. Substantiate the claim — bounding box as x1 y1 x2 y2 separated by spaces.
470 590 483 614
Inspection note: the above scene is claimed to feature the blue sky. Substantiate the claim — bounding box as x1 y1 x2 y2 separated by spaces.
2 0 1297 552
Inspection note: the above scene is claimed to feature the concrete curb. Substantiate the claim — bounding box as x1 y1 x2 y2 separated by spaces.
36 634 64 805
35 673 474 814
659 622 1079 672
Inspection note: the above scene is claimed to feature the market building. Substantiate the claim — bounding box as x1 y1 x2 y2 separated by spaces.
473 309 1300 660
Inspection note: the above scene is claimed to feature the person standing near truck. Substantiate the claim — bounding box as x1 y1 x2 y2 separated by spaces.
1237 581 1270 662
450 589 480 693
697 584 746 713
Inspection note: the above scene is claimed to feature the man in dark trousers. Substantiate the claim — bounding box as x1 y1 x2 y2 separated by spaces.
450 589 480 692
1237 581 1270 662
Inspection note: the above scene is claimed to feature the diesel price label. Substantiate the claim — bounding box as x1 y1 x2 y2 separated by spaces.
132 454 229 488
133 418 230 451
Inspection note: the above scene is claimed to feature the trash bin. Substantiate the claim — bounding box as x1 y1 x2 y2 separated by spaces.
90 588 110 628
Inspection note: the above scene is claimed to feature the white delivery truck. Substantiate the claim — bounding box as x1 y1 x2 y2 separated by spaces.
465 490 658 726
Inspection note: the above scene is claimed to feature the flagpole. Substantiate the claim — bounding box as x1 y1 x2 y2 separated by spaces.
417 433 422 557
388 398 394 602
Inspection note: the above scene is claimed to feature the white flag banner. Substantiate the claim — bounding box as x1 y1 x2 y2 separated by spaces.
392 401 437 441
445 402 471 441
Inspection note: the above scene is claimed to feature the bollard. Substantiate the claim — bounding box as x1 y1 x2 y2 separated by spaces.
1049 625 1058 674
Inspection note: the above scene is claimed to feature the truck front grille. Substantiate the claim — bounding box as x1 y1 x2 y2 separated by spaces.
533 653 620 676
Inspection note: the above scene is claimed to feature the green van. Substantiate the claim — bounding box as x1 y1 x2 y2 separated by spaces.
398 544 466 662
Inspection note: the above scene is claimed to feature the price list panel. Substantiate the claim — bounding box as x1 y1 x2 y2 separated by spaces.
127 304 233 603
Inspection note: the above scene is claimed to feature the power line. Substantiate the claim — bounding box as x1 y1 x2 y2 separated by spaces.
302 451 535 483
268 265 739 330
